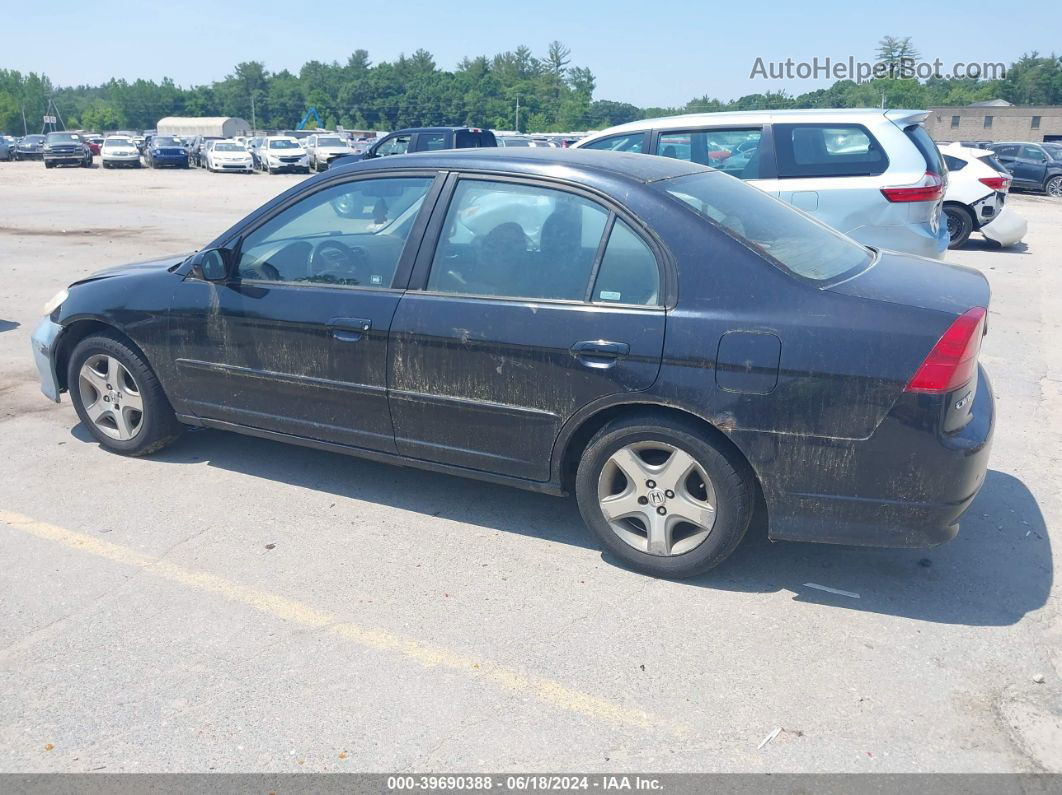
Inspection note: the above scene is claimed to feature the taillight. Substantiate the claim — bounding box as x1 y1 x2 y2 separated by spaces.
979 176 1010 192
881 171 945 203
905 307 987 394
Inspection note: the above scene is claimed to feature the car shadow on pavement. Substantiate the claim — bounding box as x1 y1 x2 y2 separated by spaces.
686 469 1051 626
0 320 19 333
963 240 1029 254
100 425 1049 627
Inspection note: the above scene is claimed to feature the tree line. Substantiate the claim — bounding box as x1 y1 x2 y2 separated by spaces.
2 41 1061 136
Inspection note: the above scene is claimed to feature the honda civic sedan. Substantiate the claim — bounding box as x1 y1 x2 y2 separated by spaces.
30 149 994 578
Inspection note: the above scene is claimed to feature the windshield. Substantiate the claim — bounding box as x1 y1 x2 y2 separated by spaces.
657 172 872 282
214 143 244 152
316 137 345 147
104 138 133 147
269 139 301 149
153 136 179 147
46 133 79 143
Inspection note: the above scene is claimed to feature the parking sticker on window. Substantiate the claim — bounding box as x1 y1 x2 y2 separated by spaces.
599 290 622 301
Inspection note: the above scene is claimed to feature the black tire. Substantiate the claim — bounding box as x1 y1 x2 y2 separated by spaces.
575 413 754 578
1045 175 1062 199
944 204 974 249
44 161 54 169
67 332 183 456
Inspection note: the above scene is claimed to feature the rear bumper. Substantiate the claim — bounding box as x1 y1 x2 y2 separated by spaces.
981 206 1028 247
755 365 994 548
31 317 63 403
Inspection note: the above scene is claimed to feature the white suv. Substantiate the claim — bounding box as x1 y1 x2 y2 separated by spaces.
574 109 950 259
304 134 353 171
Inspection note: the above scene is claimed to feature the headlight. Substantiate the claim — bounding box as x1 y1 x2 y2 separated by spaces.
43 288 68 316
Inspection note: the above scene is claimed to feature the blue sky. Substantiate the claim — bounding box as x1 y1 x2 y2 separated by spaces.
1 0 1052 106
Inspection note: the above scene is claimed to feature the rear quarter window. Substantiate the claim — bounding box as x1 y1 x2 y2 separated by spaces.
774 123 888 178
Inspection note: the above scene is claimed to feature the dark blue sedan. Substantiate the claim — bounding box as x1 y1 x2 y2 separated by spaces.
30 149 993 577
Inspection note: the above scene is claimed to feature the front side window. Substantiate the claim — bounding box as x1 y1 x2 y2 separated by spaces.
580 132 646 153
235 177 434 288
375 134 411 156
658 171 872 283
656 128 762 179
426 180 609 301
774 123 888 178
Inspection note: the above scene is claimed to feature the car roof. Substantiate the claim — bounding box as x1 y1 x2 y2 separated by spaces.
332 147 712 184
579 108 928 139
392 127 489 134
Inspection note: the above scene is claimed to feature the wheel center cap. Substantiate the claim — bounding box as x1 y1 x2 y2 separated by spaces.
647 489 666 506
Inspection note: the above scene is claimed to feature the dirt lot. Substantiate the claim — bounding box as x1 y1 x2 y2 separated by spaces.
0 160 1059 772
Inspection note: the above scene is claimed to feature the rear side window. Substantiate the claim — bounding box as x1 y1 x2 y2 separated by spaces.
656 128 763 179
426 179 610 301
904 124 945 176
455 130 496 148
943 154 967 171
580 132 646 153
992 145 1018 157
658 172 872 283
592 219 660 306
419 132 449 150
774 123 888 178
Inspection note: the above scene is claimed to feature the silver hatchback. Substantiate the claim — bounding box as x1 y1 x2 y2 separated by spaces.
573 109 950 259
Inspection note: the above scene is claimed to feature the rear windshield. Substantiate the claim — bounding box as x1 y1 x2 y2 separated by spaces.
656 172 872 283
904 124 945 176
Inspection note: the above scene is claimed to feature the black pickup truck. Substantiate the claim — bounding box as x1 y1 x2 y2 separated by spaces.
43 132 93 168
329 127 496 168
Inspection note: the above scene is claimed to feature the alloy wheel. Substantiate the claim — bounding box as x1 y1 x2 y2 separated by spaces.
1047 177 1062 198
597 441 717 556
78 354 144 440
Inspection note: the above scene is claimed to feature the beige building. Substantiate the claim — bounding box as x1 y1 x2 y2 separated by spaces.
925 100 1062 143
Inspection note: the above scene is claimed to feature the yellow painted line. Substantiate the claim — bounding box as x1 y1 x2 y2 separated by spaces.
0 510 682 734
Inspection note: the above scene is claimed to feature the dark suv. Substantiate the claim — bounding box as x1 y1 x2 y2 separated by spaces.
43 132 93 168
330 127 496 168
990 142 1062 197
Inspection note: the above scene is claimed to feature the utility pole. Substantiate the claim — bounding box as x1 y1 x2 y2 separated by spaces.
250 93 257 134
21 104 28 136
515 94 520 133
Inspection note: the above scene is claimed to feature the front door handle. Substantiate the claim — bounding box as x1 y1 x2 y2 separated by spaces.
571 340 630 368
328 317 371 342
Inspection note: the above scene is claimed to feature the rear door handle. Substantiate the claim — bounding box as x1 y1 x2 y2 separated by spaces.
328 317 371 342
571 340 630 368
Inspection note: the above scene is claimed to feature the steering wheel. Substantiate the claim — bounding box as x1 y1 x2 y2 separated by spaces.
309 239 371 283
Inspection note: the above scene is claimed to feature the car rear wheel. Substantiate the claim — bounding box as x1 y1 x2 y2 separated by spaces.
1046 176 1062 198
944 204 974 249
68 333 183 456
575 415 754 578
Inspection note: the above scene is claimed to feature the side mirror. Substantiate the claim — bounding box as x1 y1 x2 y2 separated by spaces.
191 248 232 282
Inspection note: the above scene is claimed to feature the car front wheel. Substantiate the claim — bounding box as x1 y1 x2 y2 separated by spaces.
575 414 754 578
67 333 183 456
1046 175 1062 198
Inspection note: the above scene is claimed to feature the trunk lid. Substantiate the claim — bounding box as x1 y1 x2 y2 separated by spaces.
828 250 990 317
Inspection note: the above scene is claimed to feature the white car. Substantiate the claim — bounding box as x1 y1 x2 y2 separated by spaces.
100 136 142 169
939 143 1026 249
304 134 354 171
574 109 951 259
205 140 254 173
259 136 310 174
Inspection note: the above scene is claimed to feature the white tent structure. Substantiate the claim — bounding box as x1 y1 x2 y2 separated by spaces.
156 117 251 138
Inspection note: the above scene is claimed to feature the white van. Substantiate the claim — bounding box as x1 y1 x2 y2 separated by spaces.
573 109 950 259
